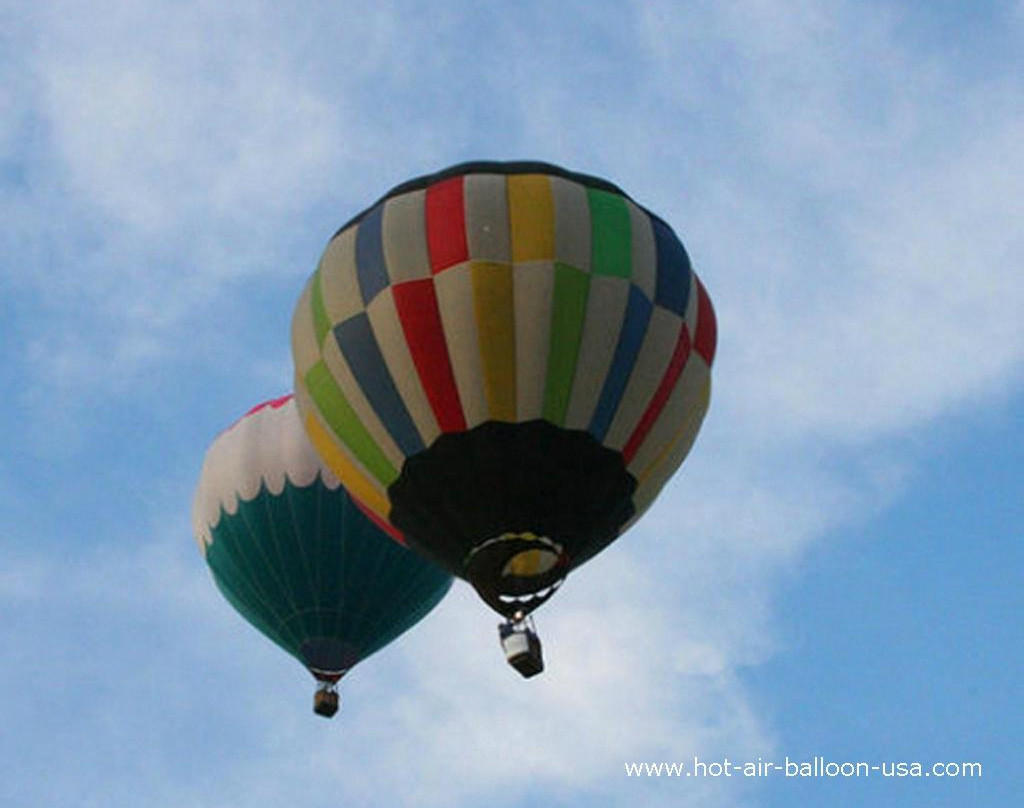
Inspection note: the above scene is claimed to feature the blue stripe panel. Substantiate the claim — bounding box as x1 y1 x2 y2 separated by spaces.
651 218 692 316
355 204 389 304
588 284 654 440
333 313 425 457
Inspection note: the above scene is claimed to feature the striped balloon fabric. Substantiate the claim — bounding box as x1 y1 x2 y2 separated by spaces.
293 161 716 616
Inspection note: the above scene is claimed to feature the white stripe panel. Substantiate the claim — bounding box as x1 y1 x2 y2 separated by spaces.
382 189 431 283
320 330 407 469
629 373 712 522
627 200 657 301
465 173 511 263
603 307 684 450
514 262 555 421
291 279 320 376
434 263 489 428
318 227 364 324
366 287 441 447
550 176 590 272
564 275 631 430
627 357 711 477
683 267 699 337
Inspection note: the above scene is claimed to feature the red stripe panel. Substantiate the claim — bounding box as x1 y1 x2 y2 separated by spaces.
622 326 692 465
245 394 292 416
693 277 717 365
426 176 468 273
351 493 406 546
392 278 467 433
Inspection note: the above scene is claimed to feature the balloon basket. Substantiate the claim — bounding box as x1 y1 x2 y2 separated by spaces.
313 683 339 718
499 614 544 678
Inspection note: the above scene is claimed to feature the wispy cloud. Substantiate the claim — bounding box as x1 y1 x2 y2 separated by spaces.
0 525 772 808
626 1 1024 446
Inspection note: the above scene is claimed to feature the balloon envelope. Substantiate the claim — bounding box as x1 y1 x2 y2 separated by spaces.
193 395 452 681
292 161 716 617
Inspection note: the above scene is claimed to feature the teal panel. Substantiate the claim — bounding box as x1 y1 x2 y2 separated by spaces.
205 477 452 672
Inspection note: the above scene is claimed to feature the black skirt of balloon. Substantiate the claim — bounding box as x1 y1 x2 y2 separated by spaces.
389 419 636 617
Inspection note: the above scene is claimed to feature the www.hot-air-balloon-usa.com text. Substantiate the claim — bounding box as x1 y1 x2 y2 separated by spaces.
623 757 983 779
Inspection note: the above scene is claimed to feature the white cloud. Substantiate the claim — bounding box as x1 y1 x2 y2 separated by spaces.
3 2 380 402
625 2 1024 447
38 24 340 234
0 537 774 808
326 559 774 808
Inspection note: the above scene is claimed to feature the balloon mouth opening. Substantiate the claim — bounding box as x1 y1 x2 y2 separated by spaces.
300 637 361 681
465 532 569 618
308 667 346 684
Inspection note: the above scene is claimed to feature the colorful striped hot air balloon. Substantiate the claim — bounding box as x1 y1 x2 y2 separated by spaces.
291 161 716 670
192 395 452 715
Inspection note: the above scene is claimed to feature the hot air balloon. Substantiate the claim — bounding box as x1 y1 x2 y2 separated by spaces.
291 161 716 677
192 395 452 715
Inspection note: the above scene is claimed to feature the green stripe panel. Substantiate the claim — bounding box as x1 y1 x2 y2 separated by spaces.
310 269 332 347
542 263 590 425
205 480 452 666
588 188 632 278
303 360 399 486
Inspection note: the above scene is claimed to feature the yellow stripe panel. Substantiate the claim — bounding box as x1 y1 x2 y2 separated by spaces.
508 174 555 263
472 261 517 422
303 409 391 520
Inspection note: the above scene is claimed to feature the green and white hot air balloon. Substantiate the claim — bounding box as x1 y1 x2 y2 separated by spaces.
192 395 452 717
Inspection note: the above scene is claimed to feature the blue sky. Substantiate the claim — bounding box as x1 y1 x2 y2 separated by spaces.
1 1 1021 806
